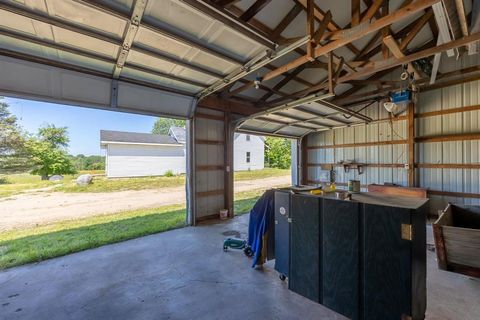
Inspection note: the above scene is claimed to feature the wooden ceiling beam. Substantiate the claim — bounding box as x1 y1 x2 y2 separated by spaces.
383 36 421 79
307 0 316 60
259 65 307 102
226 4 317 89
352 0 361 27
294 0 361 55
260 0 440 84
198 95 260 115
381 0 390 59
267 32 462 107
399 9 434 51
361 0 384 23
270 4 303 40
454 0 469 50
240 0 272 22
339 33 480 82
356 11 432 62
215 0 241 7
314 10 332 44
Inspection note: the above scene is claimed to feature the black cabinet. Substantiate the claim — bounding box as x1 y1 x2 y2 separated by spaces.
287 193 427 320
322 199 360 319
289 194 321 302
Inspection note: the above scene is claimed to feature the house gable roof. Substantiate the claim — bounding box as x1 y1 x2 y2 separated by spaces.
169 126 186 144
100 130 180 146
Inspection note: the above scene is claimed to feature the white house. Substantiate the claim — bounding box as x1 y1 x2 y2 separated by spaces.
101 128 264 178
233 133 264 171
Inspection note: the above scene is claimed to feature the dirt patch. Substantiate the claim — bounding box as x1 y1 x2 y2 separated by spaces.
0 175 290 231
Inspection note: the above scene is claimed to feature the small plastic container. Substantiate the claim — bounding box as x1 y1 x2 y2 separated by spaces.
219 209 228 220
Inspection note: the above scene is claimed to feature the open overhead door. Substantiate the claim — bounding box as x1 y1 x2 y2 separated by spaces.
0 0 272 118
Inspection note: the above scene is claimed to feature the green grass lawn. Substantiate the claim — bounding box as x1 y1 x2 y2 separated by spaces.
56 175 186 193
0 173 76 198
0 190 265 270
0 168 290 197
234 167 290 181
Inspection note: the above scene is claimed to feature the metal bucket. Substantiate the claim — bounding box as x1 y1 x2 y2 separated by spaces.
348 180 361 193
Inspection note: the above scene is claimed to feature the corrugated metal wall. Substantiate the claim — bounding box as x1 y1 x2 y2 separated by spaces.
305 54 480 215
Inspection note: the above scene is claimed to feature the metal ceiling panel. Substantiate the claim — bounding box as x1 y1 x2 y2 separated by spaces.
276 126 311 136
21 0 127 38
134 27 238 75
240 118 283 132
144 0 266 61
126 49 217 85
120 67 203 93
0 35 115 73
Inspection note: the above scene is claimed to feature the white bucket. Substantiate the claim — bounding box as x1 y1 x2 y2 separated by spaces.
219 209 228 220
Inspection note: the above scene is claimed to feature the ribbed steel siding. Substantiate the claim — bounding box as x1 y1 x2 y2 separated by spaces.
417 54 480 208
306 55 480 212
307 102 408 189
194 108 225 219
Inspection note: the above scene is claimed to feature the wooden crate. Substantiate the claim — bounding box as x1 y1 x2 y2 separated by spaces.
367 184 428 198
433 203 480 277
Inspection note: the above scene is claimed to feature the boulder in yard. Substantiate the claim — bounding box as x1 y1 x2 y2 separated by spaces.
49 175 64 182
76 174 93 186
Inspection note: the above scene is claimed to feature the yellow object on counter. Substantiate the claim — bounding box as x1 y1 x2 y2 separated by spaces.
310 189 324 195
323 183 336 193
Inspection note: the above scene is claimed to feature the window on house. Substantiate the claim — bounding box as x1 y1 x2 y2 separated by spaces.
246 134 250 141
246 152 251 163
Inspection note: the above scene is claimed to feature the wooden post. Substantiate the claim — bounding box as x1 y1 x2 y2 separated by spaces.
381 1 390 59
224 110 234 218
352 0 360 26
306 0 315 61
328 52 334 94
408 101 415 187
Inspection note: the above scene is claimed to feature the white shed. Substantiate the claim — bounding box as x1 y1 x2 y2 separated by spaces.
100 130 186 178
233 134 265 171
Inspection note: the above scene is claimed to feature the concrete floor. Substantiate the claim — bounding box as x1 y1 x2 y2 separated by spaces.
0 215 479 320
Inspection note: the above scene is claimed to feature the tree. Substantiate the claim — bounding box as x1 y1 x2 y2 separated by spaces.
264 137 291 169
0 100 31 173
38 124 69 148
27 124 76 180
70 154 105 171
152 118 185 135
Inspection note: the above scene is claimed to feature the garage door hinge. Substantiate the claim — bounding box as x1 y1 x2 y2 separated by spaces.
401 224 413 241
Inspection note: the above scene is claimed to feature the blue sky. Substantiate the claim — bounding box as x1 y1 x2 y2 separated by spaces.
5 97 158 156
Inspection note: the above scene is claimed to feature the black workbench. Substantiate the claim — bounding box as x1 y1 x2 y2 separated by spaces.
276 191 428 320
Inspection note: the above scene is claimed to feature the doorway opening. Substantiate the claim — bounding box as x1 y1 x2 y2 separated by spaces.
0 97 187 269
232 133 293 216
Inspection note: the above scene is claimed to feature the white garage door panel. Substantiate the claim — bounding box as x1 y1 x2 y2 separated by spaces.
107 144 186 178
60 72 111 105
0 55 195 118
0 55 111 107
117 82 194 118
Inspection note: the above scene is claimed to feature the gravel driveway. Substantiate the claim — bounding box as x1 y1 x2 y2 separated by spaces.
0 175 290 231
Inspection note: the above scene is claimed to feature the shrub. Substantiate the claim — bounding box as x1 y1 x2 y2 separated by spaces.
164 170 175 177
